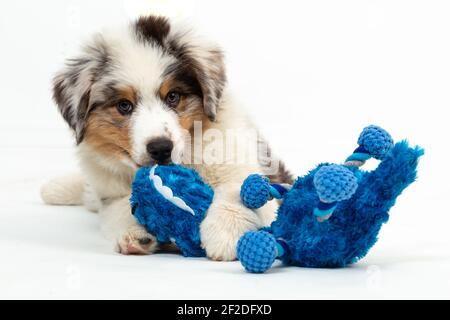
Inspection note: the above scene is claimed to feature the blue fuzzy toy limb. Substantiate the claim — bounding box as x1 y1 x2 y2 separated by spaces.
237 230 279 273
240 174 292 209
271 141 423 268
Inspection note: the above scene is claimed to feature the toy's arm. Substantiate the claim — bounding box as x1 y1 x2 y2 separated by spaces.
313 125 394 221
240 174 292 209
344 125 394 167
237 230 289 273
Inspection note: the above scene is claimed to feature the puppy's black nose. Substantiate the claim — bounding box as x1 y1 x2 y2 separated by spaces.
146 138 173 164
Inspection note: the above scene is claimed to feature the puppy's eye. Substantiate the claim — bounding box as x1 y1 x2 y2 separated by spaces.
165 91 181 108
117 100 134 115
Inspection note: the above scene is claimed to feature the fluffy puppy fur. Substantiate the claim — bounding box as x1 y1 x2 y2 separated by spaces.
41 16 289 260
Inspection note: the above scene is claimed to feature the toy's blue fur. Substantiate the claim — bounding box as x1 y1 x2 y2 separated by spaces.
131 165 214 257
270 141 423 268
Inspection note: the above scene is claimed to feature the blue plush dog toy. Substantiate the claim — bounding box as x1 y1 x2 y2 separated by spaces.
237 125 424 273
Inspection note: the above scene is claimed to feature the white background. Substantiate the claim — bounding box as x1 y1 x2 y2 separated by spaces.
0 0 449 299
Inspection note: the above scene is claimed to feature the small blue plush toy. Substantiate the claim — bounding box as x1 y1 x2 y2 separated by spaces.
131 164 214 257
237 125 424 273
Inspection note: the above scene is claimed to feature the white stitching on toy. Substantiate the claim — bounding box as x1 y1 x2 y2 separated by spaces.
149 165 195 215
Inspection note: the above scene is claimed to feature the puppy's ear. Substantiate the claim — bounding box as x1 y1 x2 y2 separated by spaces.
52 34 109 143
168 25 227 121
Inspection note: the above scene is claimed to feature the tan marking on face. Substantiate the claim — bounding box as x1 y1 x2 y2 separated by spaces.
159 78 174 99
159 78 210 131
84 86 136 159
118 86 138 105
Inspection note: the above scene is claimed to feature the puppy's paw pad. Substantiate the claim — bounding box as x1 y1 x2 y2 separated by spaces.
117 228 157 255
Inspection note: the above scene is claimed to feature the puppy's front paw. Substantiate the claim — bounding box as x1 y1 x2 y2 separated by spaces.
200 200 260 261
116 226 157 255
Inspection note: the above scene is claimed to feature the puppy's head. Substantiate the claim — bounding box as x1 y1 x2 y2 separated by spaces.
53 16 226 167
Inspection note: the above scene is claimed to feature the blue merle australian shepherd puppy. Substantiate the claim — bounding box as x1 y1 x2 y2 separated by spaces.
41 16 291 260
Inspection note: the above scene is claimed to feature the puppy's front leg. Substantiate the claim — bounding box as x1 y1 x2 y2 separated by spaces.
200 183 277 261
99 196 157 255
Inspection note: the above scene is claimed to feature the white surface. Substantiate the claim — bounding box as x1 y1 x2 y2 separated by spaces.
1 0 450 299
